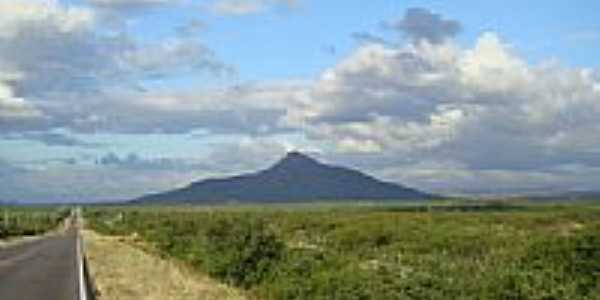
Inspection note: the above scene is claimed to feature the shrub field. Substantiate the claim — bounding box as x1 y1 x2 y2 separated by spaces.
85 203 600 300
0 206 71 239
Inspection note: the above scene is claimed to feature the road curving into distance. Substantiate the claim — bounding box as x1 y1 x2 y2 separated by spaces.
0 210 88 300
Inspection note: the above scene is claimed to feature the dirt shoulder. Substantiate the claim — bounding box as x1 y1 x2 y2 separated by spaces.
82 230 248 300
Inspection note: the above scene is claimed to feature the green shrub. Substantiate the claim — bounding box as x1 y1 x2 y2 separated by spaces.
203 215 284 288
84 205 600 300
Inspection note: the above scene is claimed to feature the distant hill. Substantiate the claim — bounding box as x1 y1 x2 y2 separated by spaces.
525 190 600 202
133 152 437 204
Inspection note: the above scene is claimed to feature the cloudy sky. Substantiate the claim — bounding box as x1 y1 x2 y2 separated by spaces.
1 0 599 202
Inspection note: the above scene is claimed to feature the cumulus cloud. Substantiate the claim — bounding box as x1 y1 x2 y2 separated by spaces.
58 81 305 134
0 85 42 120
0 1 107 94
2 5 600 200
299 30 600 195
0 1 97 125
0 0 229 134
385 7 462 44
40 24 599 188
121 38 233 78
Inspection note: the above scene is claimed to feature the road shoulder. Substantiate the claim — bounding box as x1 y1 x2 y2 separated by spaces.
82 230 248 300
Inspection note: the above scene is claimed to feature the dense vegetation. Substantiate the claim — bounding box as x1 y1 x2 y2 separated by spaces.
0 206 70 239
86 204 600 300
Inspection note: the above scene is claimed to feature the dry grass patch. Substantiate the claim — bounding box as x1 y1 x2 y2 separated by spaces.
83 230 248 300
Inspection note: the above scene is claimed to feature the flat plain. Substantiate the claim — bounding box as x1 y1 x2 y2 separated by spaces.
84 201 600 300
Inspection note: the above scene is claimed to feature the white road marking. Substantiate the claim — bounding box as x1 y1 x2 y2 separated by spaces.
76 207 88 300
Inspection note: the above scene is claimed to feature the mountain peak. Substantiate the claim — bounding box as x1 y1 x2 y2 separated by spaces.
134 150 437 203
284 151 317 162
271 151 321 170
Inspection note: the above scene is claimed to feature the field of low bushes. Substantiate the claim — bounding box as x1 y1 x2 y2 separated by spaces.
0 206 71 239
85 204 600 300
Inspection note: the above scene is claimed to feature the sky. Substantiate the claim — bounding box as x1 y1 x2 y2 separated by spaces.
1 0 600 202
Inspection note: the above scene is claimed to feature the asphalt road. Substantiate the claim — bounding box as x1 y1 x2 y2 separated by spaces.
0 228 79 300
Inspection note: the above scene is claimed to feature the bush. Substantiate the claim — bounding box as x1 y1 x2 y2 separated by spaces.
84 206 600 300
0 207 69 239
203 215 284 288
495 225 600 299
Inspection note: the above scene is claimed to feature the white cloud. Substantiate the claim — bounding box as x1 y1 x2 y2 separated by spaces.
80 81 307 134
0 0 228 133
459 33 532 93
0 1 100 96
307 32 599 150
289 31 600 194
0 1 96 33
0 82 42 119
2 4 600 199
39 28 599 186
121 37 233 78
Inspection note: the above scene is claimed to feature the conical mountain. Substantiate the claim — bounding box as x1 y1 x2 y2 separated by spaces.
133 152 436 203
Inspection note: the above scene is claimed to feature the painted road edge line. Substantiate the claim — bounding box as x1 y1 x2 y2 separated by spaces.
76 207 88 300
77 233 87 300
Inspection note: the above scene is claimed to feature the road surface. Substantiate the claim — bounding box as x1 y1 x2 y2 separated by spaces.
0 228 79 300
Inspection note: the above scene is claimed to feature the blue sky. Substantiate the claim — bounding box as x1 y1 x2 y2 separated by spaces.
97 0 600 81
205 0 600 78
1 0 599 202
214 1 599 78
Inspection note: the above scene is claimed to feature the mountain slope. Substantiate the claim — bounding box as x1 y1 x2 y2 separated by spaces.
133 152 436 203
